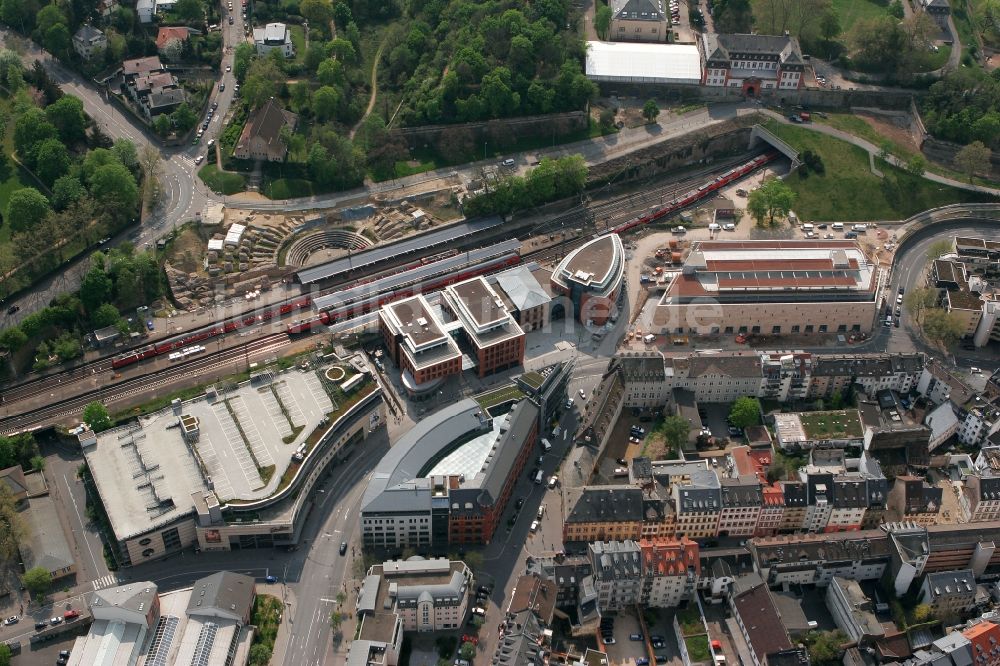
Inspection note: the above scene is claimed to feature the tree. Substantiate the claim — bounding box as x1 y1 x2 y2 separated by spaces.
437 126 476 164
90 163 139 220
80 265 113 312
333 1 352 28
43 22 71 56
174 0 203 22
955 140 990 181
233 42 255 81
0 642 10 666
595 5 612 39
642 99 660 123
13 108 57 162
317 58 343 86
329 610 343 631
140 144 162 210
0 483 28 563
746 178 796 226
327 38 356 63
0 327 28 352
91 303 123 328
729 396 761 429
660 415 691 452
83 401 113 432
906 154 927 177
52 176 87 210
819 11 840 43
926 239 953 261
242 71 278 109
921 308 965 347
300 0 333 26
248 644 271 666
312 86 340 122
889 0 905 18
459 641 476 661
911 603 933 623
170 103 198 132
153 113 172 137
21 566 52 597
45 96 86 145
713 0 753 32
34 137 71 185
905 287 938 325
803 630 846 666
6 187 50 233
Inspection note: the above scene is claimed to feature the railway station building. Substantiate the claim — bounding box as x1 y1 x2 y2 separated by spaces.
653 240 881 336
360 398 539 550
550 234 626 327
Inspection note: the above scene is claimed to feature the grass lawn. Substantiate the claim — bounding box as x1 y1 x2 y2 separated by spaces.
921 43 952 70
198 164 246 195
827 0 891 31
264 178 315 199
289 24 307 64
475 386 526 410
762 120 998 220
686 635 711 663
798 409 864 439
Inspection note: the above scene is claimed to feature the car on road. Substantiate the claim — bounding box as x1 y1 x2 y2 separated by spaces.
59 651 71 658
194 155 204 165
894 319 900 328
64 609 80 620
219 82 225 91
515 498 525 510
265 575 278 583
35 621 47 630
630 633 644 641
602 636 616 645
3 616 17 625
898 286 905 295
579 389 587 400
651 636 665 649
207 139 216 147
6 305 19 315
50 616 63 625
226 64 232 72
229 15 234 23
565 398 574 409
616 457 627 465
637 659 650 666
896 294 903 304
339 541 348 555
211 101 219 110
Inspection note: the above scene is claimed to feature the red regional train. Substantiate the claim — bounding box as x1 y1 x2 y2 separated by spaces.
611 152 779 235
111 297 313 369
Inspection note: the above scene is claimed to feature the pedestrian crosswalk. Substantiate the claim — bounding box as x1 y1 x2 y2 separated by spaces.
91 574 123 591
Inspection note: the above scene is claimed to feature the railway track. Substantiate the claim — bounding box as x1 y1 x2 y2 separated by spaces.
0 334 290 435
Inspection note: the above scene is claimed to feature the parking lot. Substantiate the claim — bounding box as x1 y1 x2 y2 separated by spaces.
600 608 655 665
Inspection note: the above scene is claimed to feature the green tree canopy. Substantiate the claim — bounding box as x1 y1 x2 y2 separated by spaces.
13 108 58 162
83 401 113 432
300 0 333 26
955 140 990 181
174 0 203 22
747 178 796 226
89 162 139 220
660 415 691 452
45 95 87 144
21 566 52 597
52 175 87 210
6 187 51 233
904 287 938 325
91 303 123 329
921 308 965 347
595 5 612 39
80 265 113 312
728 396 761 429
34 137 71 185
642 99 660 123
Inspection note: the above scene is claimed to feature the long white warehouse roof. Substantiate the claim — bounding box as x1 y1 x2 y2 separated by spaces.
585 41 702 84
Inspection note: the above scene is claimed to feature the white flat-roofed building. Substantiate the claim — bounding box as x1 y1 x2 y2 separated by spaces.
442 277 525 378
551 233 626 326
253 22 294 58
585 41 702 85
654 240 881 336
379 294 463 394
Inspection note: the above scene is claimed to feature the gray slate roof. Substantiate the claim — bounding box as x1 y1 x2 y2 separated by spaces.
494 265 552 311
610 0 666 21
186 571 255 621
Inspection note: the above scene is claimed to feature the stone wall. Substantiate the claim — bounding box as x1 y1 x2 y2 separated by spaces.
586 114 761 186
921 136 1000 177
395 111 589 150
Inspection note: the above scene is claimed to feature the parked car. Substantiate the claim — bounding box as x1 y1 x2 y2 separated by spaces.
530 520 539 532
50 616 63 625
630 633 644 641
602 636 616 645
63 610 80 620
35 621 47 631
339 541 347 555
579 389 587 399
7 305 20 315
229 15 234 23
194 155 204 165
3 616 17 625
265 575 278 583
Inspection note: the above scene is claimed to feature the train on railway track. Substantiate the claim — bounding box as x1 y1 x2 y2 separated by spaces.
111 297 313 369
109 154 777 371
610 151 780 235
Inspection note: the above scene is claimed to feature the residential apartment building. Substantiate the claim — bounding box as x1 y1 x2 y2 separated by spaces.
760 352 812 402
730 575 795 666
887 475 943 525
73 25 106 59
563 486 645 543
809 353 924 399
610 0 669 42
919 569 977 622
757 484 785 536
751 530 892 587
360 558 472 632
777 481 808 532
701 33 806 94
961 472 1000 523
589 540 643 611
717 476 763 537
959 396 1000 447
962 621 1000 666
672 469 722 539
120 56 185 120
640 538 700 608
233 98 297 162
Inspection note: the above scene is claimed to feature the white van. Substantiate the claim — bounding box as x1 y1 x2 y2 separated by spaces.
831 223 844 231
541 438 552 452
852 224 868 232
788 211 799 224
708 222 721 232
643 334 655 344
535 470 544 484
801 223 814 232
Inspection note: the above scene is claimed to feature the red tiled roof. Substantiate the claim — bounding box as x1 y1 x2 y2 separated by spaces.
156 27 190 49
